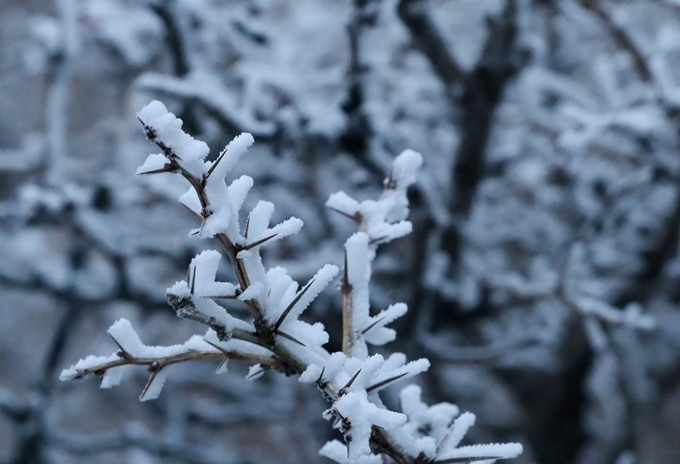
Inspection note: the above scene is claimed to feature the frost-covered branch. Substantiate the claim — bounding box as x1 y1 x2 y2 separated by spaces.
58 319 279 401
328 149 423 359
61 101 522 464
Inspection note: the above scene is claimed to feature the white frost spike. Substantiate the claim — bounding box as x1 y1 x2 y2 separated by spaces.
208 132 254 181
439 412 476 452
247 364 265 381
300 351 348 384
188 250 237 298
238 282 264 301
332 390 406 459
273 264 339 328
319 440 382 464
140 368 169 402
368 358 430 393
301 348 428 396
199 134 256 240
216 358 229 375
198 299 253 334
244 200 303 249
435 443 523 462
59 353 120 381
359 199 413 243
200 182 234 239
326 191 360 218
100 367 124 389
107 319 228 359
224 175 255 243
227 176 254 222
348 354 385 392
179 187 201 215
399 385 460 430
361 302 408 346
108 318 147 357
379 352 408 375
136 153 170 175
399 384 426 417
247 201 275 239
388 149 423 190
266 217 303 243
394 384 460 458
324 352 350 383
266 268 297 316
236 250 267 306
299 363 323 384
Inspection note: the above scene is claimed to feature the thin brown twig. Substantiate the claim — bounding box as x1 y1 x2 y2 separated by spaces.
341 249 354 355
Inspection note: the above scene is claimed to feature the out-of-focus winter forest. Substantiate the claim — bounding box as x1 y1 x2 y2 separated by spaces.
2 0 680 463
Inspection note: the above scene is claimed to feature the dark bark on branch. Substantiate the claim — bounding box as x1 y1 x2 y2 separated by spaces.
397 0 466 90
443 0 520 266
398 0 520 269
340 0 384 182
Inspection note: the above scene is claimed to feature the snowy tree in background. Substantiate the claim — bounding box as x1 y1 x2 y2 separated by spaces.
2 0 680 463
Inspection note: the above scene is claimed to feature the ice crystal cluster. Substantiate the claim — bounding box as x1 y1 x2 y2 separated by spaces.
61 101 522 463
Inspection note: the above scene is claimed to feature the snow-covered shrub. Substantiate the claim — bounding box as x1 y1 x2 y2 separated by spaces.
60 100 522 463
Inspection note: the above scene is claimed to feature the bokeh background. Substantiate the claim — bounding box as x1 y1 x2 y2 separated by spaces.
2 0 680 463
